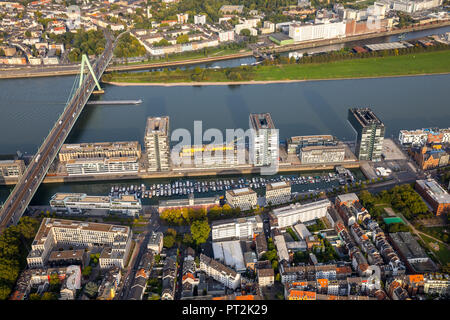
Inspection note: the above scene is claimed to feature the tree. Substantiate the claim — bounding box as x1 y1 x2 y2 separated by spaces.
190 220 211 245
240 29 251 36
41 292 57 300
176 34 189 44
163 235 175 248
28 293 41 300
0 284 12 300
49 273 61 292
82 266 92 277
182 233 193 246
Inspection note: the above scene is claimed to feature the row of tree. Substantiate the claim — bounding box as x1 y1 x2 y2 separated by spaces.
0 216 40 300
160 204 243 226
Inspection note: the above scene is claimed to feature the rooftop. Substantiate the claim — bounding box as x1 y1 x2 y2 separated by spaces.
249 113 276 130
226 187 256 197
145 116 169 136
349 107 384 127
266 181 291 191
416 179 450 204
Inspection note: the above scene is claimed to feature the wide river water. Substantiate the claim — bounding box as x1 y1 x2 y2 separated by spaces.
1 24 450 205
1 73 449 156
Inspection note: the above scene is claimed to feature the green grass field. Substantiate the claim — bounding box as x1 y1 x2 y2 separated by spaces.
420 233 450 266
106 49 450 83
253 50 450 80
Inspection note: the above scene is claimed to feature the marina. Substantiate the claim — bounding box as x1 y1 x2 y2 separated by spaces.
107 168 356 201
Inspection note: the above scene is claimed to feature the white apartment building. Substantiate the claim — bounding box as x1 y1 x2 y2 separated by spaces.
272 199 332 228
145 117 170 172
199 254 241 289
289 21 346 42
27 219 132 269
0 159 25 178
59 141 141 176
65 157 140 176
225 187 257 211
398 128 450 146
388 0 443 13
194 14 206 25
257 268 275 287
147 231 163 254
249 113 279 167
265 181 291 206
218 30 235 42
58 141 141 162
50 193 142 216
211 215 263 241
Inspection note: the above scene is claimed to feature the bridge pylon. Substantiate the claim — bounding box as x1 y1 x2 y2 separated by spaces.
79 54 104 94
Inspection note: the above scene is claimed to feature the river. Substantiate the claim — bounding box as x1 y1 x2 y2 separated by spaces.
0 73 449 204
1 25 450 205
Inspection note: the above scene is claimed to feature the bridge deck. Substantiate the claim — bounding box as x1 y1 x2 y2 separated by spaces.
0 31 124 231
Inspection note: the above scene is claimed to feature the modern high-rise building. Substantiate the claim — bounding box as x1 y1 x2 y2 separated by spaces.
145 117 170 172
348 107 385 161
249 113 279 166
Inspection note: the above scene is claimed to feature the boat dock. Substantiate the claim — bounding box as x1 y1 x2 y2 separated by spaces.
87 99 142 105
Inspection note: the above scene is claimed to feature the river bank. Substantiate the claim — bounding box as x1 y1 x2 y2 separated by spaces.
103 49 450 85
103 72 450 87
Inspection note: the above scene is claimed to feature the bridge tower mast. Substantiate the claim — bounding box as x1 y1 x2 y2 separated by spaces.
79 54 104 94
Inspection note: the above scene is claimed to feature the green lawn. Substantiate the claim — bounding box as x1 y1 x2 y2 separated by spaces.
105 49 450 83
420 233 450 265
252 50 450 80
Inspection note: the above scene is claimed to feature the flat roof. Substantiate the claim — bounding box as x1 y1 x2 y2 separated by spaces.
33 218 130 246
266 181 291 191
212 241 246 272
249 113 276 130
60 141 140 152
145 116 169 136
349 107 384 127
227 187 256 197
416 179 450 204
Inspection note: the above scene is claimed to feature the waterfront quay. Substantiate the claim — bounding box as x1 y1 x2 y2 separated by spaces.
0 160 360 186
